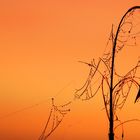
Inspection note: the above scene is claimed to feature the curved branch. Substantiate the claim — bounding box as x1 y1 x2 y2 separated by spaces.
114 119 140 130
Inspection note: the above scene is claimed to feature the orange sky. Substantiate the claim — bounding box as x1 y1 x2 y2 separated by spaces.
0 0 140 140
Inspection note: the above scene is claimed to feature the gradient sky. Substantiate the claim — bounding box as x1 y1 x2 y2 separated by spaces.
0 0 140 140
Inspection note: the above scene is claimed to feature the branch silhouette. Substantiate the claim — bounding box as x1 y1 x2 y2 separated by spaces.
39 6 140 140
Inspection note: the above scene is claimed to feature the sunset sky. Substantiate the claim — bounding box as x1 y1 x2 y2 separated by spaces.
0 0 140 140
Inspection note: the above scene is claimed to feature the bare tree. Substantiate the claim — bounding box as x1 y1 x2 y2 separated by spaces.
75 6 140 140
39 6 140 140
